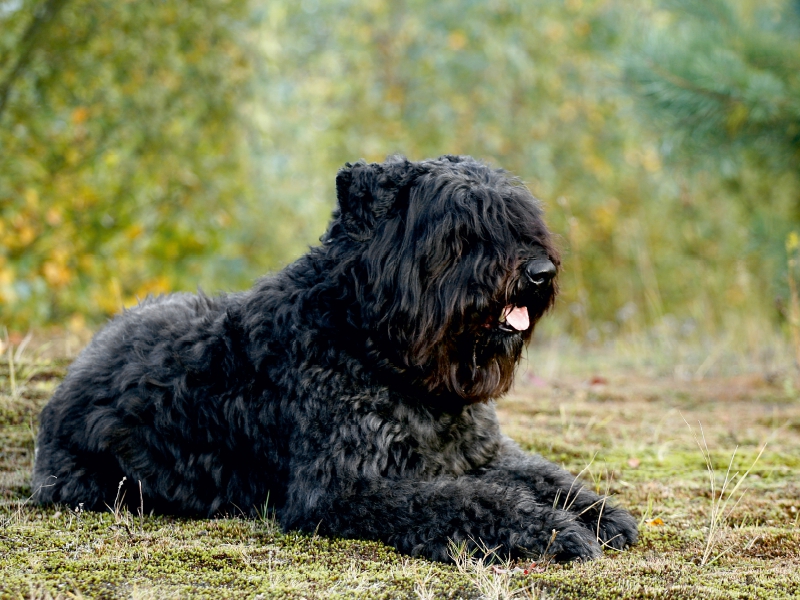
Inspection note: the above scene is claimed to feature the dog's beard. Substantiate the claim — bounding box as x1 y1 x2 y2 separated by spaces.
453 328 527 401
420 327 526 403
417 292 550 404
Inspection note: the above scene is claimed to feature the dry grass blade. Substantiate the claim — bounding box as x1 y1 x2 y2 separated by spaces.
786 232 800 372
413 566 436 600
682 415 767 566
555 451 598 513
3 327 18 398
449 540 520 600
105 477 135 538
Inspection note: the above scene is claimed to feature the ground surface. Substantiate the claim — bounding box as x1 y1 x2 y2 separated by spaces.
1 348 799 599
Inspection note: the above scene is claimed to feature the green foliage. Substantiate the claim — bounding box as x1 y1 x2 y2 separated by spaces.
627 0 800 162
249 0 791 338
0 0 255 327
0 0 796 339
625 0 800 331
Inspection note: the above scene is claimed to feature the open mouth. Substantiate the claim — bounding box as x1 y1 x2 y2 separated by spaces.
497 304 530 333
480 256 556 335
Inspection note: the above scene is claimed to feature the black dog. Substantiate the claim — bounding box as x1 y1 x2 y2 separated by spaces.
33 155 637 561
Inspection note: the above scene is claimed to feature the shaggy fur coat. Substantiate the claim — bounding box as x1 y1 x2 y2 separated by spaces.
33 155 638 561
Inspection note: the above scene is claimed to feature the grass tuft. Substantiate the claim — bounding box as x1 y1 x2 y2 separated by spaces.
682 416 767 567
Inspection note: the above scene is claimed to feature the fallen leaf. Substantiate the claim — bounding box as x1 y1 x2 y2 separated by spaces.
491 565 511 574
645 517 665 527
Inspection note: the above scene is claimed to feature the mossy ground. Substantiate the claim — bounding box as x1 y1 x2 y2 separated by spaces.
1 342 799 599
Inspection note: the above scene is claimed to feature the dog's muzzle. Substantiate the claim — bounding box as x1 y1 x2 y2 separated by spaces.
525 259 556 288
495 259 557 333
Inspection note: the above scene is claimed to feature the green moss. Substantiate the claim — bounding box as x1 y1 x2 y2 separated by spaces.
2 360 800 598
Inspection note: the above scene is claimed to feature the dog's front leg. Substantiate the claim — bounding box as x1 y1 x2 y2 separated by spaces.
279 472 602 562
478 439 639 551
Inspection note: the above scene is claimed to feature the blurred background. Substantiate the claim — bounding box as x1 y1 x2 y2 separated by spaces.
1 0 799 376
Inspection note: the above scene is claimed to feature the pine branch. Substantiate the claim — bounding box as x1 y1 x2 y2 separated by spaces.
644 60 734 107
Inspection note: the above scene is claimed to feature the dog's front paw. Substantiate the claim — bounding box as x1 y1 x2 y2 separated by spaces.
594 505 638 550
525 522 603 562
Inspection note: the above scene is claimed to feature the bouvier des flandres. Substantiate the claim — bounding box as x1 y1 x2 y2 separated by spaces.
32 155 637 561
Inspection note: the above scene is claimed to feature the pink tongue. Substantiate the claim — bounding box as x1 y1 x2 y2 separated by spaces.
504 305 530 331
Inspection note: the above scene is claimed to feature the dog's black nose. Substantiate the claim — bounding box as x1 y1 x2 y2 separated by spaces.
525 259 556 287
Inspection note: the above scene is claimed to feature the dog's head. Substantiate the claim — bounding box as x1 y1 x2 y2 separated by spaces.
326 155 559 403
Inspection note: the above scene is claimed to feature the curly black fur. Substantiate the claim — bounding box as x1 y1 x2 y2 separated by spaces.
32 155 638 561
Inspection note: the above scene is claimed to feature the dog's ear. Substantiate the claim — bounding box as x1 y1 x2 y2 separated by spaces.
336 157 419 241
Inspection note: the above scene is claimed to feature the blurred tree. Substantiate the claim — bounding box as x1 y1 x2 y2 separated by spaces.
247 0 674 335
0 0 254 327
627 0 800 175
626 0 800 322
1 0 792 343
0 0 68 120
249 0 779 335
